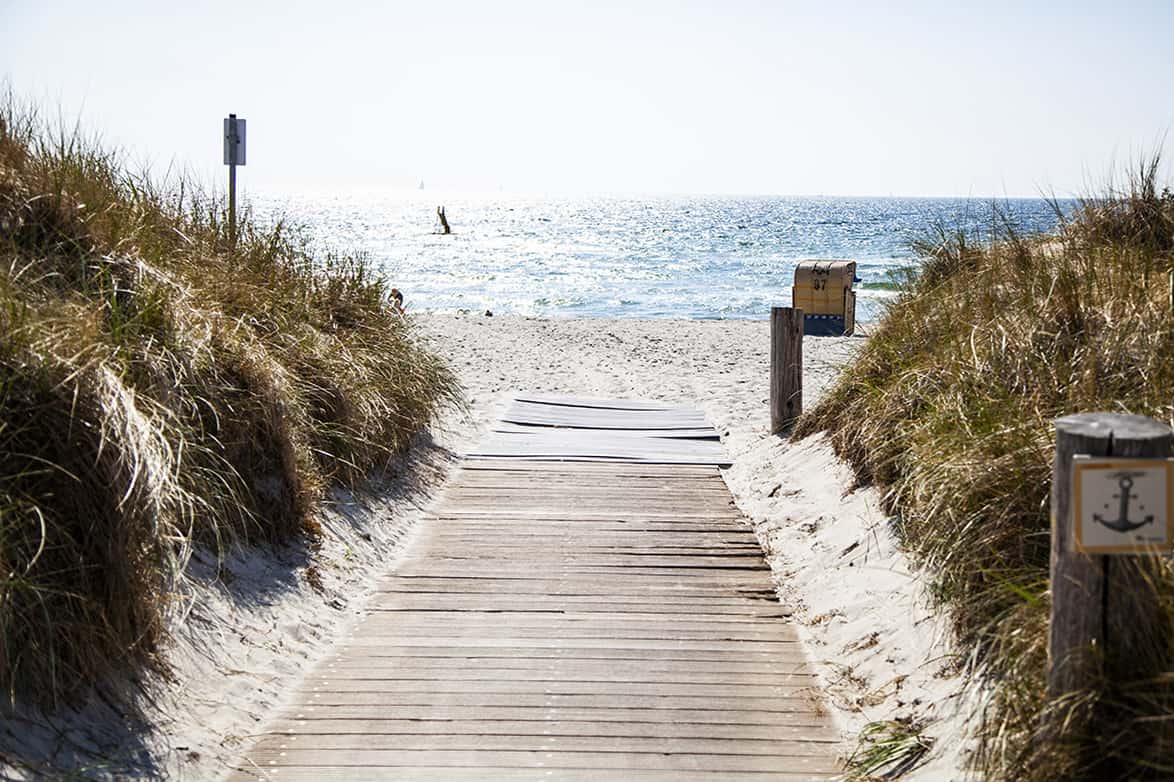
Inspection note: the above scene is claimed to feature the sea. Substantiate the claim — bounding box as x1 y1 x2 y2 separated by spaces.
255 193 1071 322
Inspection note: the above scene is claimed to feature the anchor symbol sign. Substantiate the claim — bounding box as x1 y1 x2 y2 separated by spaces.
1093 472 1155 533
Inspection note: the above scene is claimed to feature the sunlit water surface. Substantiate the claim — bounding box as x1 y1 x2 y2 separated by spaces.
254 192 1070 321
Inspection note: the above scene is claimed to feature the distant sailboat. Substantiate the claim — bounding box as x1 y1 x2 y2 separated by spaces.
418 180 425 190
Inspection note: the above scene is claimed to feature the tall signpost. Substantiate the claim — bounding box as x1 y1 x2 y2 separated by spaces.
223 114 246 246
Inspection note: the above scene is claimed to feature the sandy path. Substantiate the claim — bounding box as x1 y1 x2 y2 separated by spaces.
417 314 979 780
1 314 978 781
229 453 842 780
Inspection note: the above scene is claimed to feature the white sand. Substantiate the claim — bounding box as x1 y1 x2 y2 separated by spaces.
1 314 980 780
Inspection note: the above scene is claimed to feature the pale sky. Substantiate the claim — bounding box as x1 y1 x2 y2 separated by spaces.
2 0 1171 197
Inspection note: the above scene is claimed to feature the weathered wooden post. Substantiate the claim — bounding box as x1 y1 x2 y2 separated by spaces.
770 307 803 433
1047 413 1172 756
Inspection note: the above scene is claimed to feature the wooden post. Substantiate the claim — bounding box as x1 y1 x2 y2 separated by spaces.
228 113 237 246
228 156 237 246
770 307 803 433
1047 413 1172 750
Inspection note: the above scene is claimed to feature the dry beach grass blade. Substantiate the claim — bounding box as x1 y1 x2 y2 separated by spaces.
797 161 1174 780
0 90 460 709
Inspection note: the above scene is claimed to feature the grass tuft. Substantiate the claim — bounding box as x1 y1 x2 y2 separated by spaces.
0 87 461 709
797 157 1174 780
846 718 934 781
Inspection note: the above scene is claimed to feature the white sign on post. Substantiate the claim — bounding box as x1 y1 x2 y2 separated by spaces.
223 116 246 166
1072 457 1174 554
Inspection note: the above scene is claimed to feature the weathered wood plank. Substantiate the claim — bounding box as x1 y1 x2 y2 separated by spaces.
330 646 802 662
230 767 836 781
460 460 721 475
231 397 837 778
284 696 823 714
274 704 831 725
258 718 838 741
425 511 746 520
246 733 833 755
511 393 692 411
370 581 774 594
309 669 817 683
242 748 841 773
364 606 793 619
502 402 710 428
320 657 812 673
348 615 794 632
494 422 719 440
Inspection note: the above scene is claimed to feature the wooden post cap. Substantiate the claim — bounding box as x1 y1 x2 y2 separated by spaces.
1055 412 1173 442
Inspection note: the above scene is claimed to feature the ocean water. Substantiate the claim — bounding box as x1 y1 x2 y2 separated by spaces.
255 192 1070 321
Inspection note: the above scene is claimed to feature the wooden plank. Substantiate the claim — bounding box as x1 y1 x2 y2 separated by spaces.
502 401 711 429
365 592 781 604
320 655 811 671
460 460 721 475
425 509 744 518
438 494 735 504
407 553 769 566
326 644 801 657
504 398 710 421
439 485 734 494
387 572 778 588
494 422 718 440
258 719 838 741
334 643 804 658
423 517 743 526
239 749 840 773
231 398 837 779
301 681 817 698
511 393 692 411
371 582 779 598
412 539 763 549
468 434 730 465
230 767 837 781
275 704 830 725
289 695 820 712
347 615 792 632
338 631 798 644
247 733 833 755
412 547 765 558
364 604 789 617
310 667 817 682
478 435 723 450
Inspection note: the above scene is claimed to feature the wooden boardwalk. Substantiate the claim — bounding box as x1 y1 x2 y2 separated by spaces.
230 399 840 780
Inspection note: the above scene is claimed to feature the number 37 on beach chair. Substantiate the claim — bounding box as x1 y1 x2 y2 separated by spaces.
792 260 860 337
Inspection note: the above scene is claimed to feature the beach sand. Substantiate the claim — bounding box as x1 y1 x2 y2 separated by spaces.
1 314 978 780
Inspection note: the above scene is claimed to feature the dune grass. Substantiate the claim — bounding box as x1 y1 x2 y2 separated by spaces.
0 92 460 709
796 161 1174 780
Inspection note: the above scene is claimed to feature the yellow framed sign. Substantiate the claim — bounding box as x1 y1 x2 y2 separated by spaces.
1072 457 1174 554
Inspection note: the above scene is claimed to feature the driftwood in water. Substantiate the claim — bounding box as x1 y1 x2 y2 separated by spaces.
437 206 451 234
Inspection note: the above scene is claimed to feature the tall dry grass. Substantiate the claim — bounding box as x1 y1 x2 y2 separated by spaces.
0 92 460 709
796 162 1174 780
